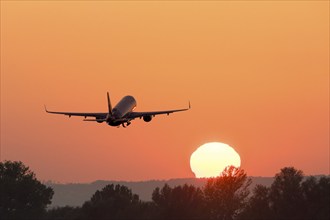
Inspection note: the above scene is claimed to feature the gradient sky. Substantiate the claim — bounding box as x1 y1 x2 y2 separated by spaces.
1 1 329 183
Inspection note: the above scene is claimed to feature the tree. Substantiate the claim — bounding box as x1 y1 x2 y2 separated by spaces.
301 176 330 220
204 166 251 220
239 167 330 220
152 184 205 220
269 167 305 220
0 160 54 220
237 184 272 220
45 206 83 220
82 184 141 220
316 176 330 219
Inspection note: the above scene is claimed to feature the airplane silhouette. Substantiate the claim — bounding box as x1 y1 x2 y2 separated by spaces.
45 92 190 127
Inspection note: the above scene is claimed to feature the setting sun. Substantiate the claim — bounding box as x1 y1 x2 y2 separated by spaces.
190 142 241 178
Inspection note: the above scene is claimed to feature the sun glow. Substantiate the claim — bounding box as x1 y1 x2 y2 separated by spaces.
190 142 241 178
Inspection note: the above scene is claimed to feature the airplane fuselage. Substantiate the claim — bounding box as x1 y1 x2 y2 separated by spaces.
107 96 137 126
112 96 136 119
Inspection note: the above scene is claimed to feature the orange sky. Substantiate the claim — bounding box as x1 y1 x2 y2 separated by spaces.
1 1 329 182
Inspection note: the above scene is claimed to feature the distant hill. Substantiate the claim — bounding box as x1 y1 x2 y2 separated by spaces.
46 177 275 208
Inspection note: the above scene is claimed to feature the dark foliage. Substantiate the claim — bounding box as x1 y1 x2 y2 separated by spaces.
152 184 205 220
269 167 305 220
2 161 329 220
301 176 330 220
44 206 83 220
204 166 251 220
0 161 54 220
81 184 144 220
237 184 271 220
238 167 330 220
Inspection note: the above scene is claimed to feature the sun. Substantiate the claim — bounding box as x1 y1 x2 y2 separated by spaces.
190 142 241 178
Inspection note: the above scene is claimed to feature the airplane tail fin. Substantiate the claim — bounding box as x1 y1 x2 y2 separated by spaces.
107 92 113 116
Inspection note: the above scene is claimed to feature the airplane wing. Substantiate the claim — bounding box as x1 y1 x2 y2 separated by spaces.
126 102 191 119
45 106 107 118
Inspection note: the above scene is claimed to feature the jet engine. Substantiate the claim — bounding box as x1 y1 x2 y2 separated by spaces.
96 117 104 123
143 115 152 122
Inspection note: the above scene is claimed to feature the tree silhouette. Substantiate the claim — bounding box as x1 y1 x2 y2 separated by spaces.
239 167 330 220
204 166 251 220
316 176 330 219
301 176 330 220
45 206 83 220
152 184 205 220
82 184 142 220
39 166 329 220
237 184 272 220
269 167 305 220
0 160 54 220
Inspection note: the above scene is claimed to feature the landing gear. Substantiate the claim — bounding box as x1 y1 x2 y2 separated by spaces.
121 121 131 128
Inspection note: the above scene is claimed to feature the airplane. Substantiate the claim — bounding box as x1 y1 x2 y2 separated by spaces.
45 92 190 127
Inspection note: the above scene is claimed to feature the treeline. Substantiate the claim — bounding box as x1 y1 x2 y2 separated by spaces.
1 161 329 220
